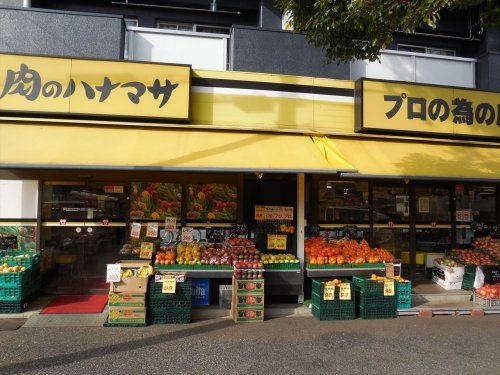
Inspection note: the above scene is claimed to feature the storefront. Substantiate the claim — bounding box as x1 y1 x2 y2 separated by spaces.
0 53 499 314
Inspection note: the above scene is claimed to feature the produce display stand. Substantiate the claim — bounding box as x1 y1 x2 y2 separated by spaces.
153 267 233 279
305 264 386 278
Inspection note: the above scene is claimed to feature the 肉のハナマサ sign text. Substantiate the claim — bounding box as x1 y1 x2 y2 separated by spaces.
355 78 500 140
0 53 190 121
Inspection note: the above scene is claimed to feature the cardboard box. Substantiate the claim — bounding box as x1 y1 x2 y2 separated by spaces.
109 260 151 293
432 275 462 290
232 277 265 295
232 307 264 323
108 307 146 324
233 294 264 308
108 292 146 307
433 261 464 283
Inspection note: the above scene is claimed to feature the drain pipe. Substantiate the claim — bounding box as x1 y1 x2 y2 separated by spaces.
23 0 31 7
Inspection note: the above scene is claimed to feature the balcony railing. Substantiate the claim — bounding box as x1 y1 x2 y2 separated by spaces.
125 26 229 70
350 50 476 88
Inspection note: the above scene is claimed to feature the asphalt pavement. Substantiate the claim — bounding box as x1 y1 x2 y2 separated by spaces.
0 315 498 375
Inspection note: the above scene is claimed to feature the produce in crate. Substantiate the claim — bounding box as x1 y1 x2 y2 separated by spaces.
261 253 299 264
434 258 463 267
451 249 497 266
472 236 500 260
324 278 342 286
231 246 260 262
475 284 500 298
155 245 176 265
233 259 264 280
200 243 233 265
369 274 409 283
0 264 26 273
120 265 153 278
227 238 254 247
176 242 201 265
305 237 395 265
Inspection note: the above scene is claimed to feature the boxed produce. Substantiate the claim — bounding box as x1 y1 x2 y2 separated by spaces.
433 259 464 283
108 292 146 307
109 260 153 293
108 307 146 324
432 274 462 290
233 294 264 308
232 277 264 294
232 307 264 323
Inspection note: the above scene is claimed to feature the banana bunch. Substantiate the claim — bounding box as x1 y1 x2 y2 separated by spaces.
137 265 153 278
121 269 135 278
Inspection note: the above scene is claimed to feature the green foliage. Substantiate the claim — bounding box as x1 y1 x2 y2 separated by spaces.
276 0 500 62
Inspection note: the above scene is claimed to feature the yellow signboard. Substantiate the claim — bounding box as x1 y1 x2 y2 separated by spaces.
356 78 500 140
267 234 287 250
0 53 190 121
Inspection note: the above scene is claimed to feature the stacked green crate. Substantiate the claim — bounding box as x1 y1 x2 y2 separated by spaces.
0 265 31 313
311 279 355 321
462 265 476 290
1 251 41 300
396 281 412 309
353 276 397 319
148 279 192 324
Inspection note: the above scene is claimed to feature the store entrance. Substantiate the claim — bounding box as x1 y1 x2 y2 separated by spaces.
40 182 128 294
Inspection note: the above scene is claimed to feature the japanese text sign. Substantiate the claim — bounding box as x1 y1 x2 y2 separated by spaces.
139 242 154 259
339 283 351 300
162 275 177 294
181 227 194 243
267 234 287 250
323 285 335 300
146 222 159 238
356 78 500 140
165 217 176 232
383 280 395 296
255 205 294 221
106 264 121 283
0 54 190 121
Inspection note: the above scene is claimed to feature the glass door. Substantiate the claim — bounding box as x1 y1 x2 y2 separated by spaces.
41 182 128 294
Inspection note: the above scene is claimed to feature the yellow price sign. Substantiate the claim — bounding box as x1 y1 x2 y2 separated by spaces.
384 280 395 296
162 275 176 294
323 285 335 301
139 242 154 259
267 234 287 250
339 283 351 300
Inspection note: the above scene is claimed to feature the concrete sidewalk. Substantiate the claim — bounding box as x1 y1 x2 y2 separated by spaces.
0 315 498 375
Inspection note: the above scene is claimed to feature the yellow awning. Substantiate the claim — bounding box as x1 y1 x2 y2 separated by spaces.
0 122 354 173
313 136 500 181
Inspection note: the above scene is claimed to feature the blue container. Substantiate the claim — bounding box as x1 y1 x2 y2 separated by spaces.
192 278 210 306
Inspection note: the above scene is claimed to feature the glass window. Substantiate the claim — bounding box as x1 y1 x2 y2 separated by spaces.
0 225 37 252
157 22 194 31
455 185 496 224
416 228 452 253
124 18 138 60
130 183 182 220
187 184 237 222
373 184 409 223
415 186 451 223
195 25 230 34
318 181 369 223
372 228 409 260
397 44 456 56
42 183 128 221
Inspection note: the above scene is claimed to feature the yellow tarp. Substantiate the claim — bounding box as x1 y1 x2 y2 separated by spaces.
313 136 500 180
0 122 354 172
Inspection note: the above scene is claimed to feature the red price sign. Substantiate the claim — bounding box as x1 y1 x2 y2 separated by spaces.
254 206 265 220
323 285 335 300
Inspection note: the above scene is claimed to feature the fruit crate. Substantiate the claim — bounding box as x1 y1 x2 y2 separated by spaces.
311 291 355 309
356 291 396 308
0 300 28 314
0 285 30 302
149 279 192 300
461 272 475 291
352 276 385 295
103 317 147 327
0 267 30 288
473 293 499 308
306 264 344 269
358 305 397 319
396 281 412 309
345 262 385 269
397 295 412 309
1 252 41 268
148 311 191 324
264 263 301 270
154 264 232 270
148 299 191 311
311 305 355 321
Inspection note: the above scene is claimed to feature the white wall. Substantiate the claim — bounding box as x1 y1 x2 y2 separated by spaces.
351 50 476 88
0 180 38 219
128 27 228 70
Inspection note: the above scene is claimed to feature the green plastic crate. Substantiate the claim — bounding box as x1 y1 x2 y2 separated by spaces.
352 276 385 295
0 300 27 313
358 305 397 319
148 311 191 324
0 285 29 302
148 299 191 311
397 295 412 309
149 280 192 300
1 252 40 268
357 292 396 308
0 268 30 288
311 305 355 321
396 281 412 309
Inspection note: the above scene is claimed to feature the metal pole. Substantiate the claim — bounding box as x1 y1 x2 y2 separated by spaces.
297 173 305 304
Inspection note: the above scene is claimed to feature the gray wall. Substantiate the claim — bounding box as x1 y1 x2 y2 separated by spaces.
0 6 124 59
259 0 281 30
231 26 349 79
476 28 500 91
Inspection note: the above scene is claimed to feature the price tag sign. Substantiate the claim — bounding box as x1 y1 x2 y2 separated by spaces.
139 242 154 259
283 206 294 220
254 206 265 221
162 275 176 294
267 234 287 250
383 280 395 296
130 222 141 239
181 227 194 243
339 283 351 300
385 263 394 279
165 217 176 232
323 285 335 300
146 222 159 238
106 264 121 283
